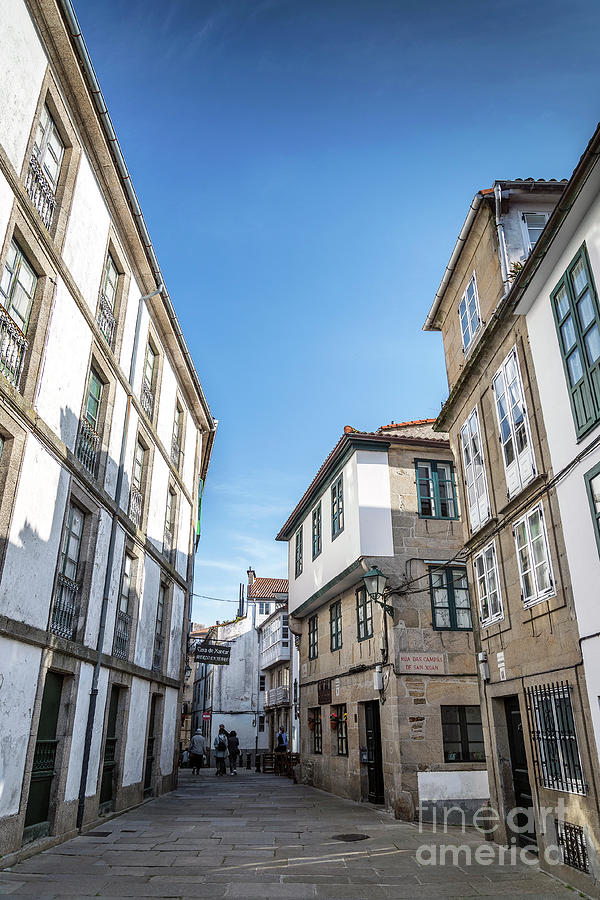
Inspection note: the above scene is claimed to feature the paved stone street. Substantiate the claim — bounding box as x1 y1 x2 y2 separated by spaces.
0 770 581 899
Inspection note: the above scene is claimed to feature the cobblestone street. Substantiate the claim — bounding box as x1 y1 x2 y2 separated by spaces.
0 770 581 899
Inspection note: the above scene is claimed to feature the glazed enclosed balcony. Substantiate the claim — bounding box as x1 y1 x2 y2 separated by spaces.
260 612 290 669
264 685 290 708
25 154 56 229
0 305 28 389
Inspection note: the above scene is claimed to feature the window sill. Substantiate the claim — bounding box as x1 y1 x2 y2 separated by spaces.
480 614 505 629
523 590 557 610
497 473 547 518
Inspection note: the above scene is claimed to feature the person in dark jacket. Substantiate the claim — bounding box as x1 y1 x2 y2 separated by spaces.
227 730 240 775
188 729 206 775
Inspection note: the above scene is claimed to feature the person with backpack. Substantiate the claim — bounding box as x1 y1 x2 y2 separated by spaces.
227 730 240 775
188 728 206 775
213 724 229 776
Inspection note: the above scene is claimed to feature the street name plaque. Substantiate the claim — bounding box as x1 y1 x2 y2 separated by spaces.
194 642 231 665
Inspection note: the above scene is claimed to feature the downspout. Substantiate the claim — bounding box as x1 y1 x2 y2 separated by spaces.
494 183 510 292
76 285 163 830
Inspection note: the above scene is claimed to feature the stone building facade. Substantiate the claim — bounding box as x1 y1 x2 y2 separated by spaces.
277 423 486 819
0 0 214 861
424 179 600 889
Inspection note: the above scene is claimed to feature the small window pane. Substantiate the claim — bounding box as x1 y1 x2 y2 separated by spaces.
567 349 584 386
555 286 569 319
585 325 600 365
572 259 588 295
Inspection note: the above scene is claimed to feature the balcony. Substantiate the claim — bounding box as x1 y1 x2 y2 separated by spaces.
260 638 290 670
113 610 130 660
141 377 154 419
171 435 181 470
25 154 56 229
129 485 143 527
97 292 116 349
50 573 79 640
264 685 290 709
75 418 100 475
0 305 28 389
153 635 163 672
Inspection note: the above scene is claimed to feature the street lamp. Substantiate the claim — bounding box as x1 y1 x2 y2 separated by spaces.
184 663 192 682
362 566 395 619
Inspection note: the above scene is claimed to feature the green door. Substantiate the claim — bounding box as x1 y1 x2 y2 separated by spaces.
24 671 63 841
144 695 158 795
99 685 120 808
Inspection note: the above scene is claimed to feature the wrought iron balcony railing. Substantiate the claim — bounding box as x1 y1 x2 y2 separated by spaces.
141 377 154 419
25 154 56 229
75 418 100 475
97 292 116 349
0 304 28 389
50 573 79 640
171 436 181 469
129 484 143 528
31 739 58 780
152 635 163 672
103 736 117 766
113 610 131 660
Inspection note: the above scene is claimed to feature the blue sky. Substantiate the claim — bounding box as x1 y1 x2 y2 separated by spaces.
76 0 600 625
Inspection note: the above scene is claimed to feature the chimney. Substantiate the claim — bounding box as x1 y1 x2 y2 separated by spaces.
247 567 256 589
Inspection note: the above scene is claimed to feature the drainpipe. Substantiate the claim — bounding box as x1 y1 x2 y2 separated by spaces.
76 285 163 831
494 183 510 292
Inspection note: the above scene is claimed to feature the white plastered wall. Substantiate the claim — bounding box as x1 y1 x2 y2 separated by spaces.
167 584 185 680
176 495 191 578
122 676 149 787
417 770 490 801
155 355 177 452
0 637 41 816
134 553 160 670
64 662 109 801
356 449 394 556
160 687 178 775
147 451 169 553
0 170 14 250
0 435 69 629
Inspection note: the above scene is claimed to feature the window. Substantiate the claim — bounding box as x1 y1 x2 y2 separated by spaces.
492 349 535 497
525 683 585 794
50 501 84 639
555 820 589 873
114 553 133 659
164 487 177 561
0 240 37 334
129 439 146 526
355 586 373 641
334 704 348 756
585 462 600 556
294 527 303 578
258 602 271 615
153 583 166 670
171 402 183 468
429 566 472 631
308 614 318 660
441 706 485 762
331 474 344 538
458 273 481 350
415 459 457 519
309 707 322 754
513 504 554 607
312 503 322 558
59 502 84 582
98 252 119 347
33 105 64 190
258 715 265 732
522 212 548 253
141 343 156 418
259 675 265 692
84 368 103 433
460 407 490 532
76 366 103 474
330 599 342 651
473 541 503 626
552 245 600 438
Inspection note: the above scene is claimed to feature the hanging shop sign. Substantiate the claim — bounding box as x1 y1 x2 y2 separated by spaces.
194 642 231 665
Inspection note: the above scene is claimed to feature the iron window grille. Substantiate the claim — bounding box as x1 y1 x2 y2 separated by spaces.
459 272 481 350
312 502 322 559
334 704 348 756
492 348 536 498
331 474 344 539
429 566 472 631
551 243 600 438
473 540 503 627
355 586 373 641
309 707 322 754
415 459 458 519
294 526 303 578
308 614 318 660
441 705 485 762
513 504 555 607
460 406 491 533
330 599 342 651
555 819 590 873
524 682 586 795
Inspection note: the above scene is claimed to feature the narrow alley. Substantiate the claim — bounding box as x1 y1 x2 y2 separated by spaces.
0 771 577 899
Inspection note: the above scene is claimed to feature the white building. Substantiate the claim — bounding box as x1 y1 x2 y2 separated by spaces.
0 0 215 859
515 124 600 767
258 598 301 753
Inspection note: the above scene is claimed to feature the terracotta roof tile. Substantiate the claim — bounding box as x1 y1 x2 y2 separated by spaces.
248 577 289 599
378 418 436 430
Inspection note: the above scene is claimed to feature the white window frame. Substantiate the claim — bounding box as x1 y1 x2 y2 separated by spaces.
458 272 481 351
473 540 503 627
492 347 536 498
460 406 491 532
513 503 555 608
521 211 549 255
34 105 64 191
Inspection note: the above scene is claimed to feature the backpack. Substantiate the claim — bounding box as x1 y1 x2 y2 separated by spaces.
218 734 227 750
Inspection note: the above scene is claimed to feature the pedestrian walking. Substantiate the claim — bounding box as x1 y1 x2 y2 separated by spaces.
275 725 288 753
188 728 206 775
213 724 229 776
227 730 240 774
